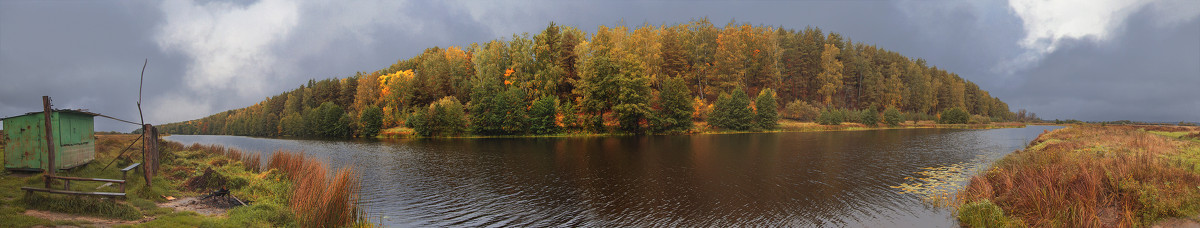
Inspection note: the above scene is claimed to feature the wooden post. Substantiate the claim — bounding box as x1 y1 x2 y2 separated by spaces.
142 124 152 186
42 96 55 188
144 125 159 181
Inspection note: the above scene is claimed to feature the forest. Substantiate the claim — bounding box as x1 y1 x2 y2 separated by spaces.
158 19 1016 138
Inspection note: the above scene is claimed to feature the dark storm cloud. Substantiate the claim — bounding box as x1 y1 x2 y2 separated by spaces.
1 1 183 132
1 0 1196 133
1007 8 1200 122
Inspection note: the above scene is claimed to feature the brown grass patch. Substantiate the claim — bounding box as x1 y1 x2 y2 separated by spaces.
957 126 1200 227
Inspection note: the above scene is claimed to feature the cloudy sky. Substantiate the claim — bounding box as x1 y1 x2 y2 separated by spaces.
2 0 1197 132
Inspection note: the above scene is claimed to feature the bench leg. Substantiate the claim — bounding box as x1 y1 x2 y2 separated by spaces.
64 180 70 191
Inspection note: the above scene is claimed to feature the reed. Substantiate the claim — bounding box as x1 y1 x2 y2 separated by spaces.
956 125 1200 227
268 150 363 228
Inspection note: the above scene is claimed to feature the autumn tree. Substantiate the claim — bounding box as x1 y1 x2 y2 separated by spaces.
817 43 843 107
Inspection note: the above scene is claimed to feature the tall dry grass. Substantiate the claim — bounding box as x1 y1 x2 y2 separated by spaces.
957 126 1200 227
268 150 363 228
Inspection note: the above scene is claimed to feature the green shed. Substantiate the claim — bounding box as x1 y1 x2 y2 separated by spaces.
2 109 98 171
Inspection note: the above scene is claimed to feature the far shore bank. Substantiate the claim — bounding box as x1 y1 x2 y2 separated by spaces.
367 120 1029 139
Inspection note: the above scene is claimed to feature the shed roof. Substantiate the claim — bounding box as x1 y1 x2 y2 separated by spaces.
0 109 101 121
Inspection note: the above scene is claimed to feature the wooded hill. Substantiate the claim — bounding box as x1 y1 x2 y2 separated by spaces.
159 19 1014 137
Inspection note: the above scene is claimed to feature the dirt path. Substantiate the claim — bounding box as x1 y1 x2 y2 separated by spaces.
157 196 230 216
1152 217 1200 228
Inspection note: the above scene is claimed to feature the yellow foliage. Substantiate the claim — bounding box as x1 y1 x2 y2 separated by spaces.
379 69 414 98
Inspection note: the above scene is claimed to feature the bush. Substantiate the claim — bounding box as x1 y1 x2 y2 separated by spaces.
957 200 1018 227
939 107 970 124
883 107 903 127
844 108 862 123
708 88 753 131
860 107 879 127
408 96 468 137
754 89 779 130
969 114 991 124
817 108 844 125
782 100 820 121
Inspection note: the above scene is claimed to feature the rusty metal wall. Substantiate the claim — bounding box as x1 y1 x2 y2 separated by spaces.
2 111 95 170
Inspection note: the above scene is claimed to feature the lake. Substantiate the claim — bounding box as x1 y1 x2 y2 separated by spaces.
165 125 1061 227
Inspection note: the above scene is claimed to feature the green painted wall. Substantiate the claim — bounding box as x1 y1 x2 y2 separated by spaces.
2 111 95 170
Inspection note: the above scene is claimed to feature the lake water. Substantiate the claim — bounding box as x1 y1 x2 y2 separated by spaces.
165 125 1061 227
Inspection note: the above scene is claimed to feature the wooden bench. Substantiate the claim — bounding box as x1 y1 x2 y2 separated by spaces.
22 163 139 199
22 175 128 198
120 163 141 180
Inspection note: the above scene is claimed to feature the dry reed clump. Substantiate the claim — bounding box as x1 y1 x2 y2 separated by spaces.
957 126 1200 227
268 150 363 228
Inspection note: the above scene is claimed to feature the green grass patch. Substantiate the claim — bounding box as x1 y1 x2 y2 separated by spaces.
117 211 229 228
21 191 142 220
957 200 1022 228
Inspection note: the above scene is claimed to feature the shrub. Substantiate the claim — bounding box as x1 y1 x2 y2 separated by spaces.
693 97 712 121
782 100 820 121
708 88 753 131
409 96 468 137
817 108 844 125
884 107 903 127
844 108 862 123
860 107 879 127
969 114 991 124
754 89 779 130
939 107 970 124
957 200 1018 227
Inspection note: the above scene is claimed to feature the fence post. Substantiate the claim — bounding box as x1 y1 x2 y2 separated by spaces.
42 96 56 188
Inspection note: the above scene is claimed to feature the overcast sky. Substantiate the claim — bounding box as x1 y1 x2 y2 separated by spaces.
2 0 1197 132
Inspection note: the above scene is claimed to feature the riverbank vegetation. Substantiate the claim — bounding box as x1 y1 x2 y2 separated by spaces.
157 19 1020 138
0 134 371 227
955 125 1200 227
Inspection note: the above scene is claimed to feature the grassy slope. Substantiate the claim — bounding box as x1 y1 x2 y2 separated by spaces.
955 125 1200 227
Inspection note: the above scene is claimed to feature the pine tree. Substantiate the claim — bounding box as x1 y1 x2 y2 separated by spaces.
709 88 753 131
754 88 779 130
654 76 694 132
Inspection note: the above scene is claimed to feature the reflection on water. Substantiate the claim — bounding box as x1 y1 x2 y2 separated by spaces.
166 125 1061 227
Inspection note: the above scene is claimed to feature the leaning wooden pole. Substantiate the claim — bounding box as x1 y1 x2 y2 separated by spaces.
42 96 55 188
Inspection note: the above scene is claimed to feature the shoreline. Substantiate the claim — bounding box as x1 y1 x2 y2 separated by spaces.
369 121 1029 139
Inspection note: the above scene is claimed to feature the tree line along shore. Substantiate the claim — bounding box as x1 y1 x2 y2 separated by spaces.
156 19 1025 138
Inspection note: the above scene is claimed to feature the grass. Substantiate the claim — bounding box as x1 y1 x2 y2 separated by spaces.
957 199 1022 228
955 125 1200 227
22 191 142 220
